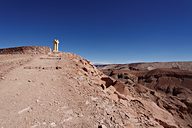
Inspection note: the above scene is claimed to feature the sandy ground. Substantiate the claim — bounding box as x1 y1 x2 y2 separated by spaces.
0 54 104 128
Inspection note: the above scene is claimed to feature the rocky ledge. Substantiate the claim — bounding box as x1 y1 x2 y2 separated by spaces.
0 46 51 55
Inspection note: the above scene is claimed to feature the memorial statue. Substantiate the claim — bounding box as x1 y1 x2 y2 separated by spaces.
53 39 59 52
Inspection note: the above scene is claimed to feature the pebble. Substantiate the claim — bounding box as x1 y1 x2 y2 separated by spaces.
42 122 46 125
98 124 107 128
91 96 98 102
31 124 38 128
78 76 84 81
36 99 40 103
0 77 5 80
85 101 90 105
56 66 62 70
49 102 52 106
50 122 57 127
62 117 73 122
18 106 31 114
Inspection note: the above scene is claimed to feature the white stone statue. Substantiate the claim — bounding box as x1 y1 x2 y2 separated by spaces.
53 39 59 52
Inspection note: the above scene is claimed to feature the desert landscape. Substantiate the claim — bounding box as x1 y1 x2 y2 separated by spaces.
1 0 192 127
0 46 191 128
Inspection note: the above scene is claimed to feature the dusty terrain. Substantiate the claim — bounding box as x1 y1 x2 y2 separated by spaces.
0 46 191 128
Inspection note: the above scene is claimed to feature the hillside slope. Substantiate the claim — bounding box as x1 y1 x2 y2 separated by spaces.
0 49 185 128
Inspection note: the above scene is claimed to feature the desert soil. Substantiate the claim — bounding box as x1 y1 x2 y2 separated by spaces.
0 54 105 128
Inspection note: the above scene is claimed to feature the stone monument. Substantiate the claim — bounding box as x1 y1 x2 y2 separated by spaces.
53 39 59 52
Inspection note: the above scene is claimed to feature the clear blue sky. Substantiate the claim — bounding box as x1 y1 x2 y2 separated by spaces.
0 0 192 64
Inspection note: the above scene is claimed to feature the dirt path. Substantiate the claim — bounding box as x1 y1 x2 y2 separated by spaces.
0 54 101 128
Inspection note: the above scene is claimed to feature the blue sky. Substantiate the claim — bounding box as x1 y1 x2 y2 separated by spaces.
0 0 192 64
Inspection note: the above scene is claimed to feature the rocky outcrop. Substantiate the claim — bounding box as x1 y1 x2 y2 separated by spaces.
0 46 51 54
98 64 192 128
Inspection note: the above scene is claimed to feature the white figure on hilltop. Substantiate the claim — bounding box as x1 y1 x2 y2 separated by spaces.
53 39 59 52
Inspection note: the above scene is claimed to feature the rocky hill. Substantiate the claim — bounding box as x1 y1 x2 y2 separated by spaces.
0 47 191 128
0 46 51 55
